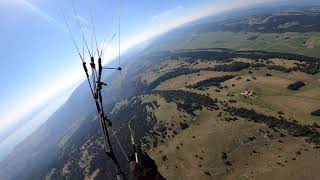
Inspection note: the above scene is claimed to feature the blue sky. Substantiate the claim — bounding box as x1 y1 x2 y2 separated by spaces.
0 0 271 131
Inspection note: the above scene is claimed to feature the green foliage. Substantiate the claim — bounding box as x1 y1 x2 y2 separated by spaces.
153 90 219 116
287 81 305 90
228 108 320 144
188 75 234 89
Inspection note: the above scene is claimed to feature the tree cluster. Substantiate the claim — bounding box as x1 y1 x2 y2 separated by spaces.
187 75 234 90
287 81 305 90
153 90 219 116
228 107 320 144
147 68 201 91
311 109 320 117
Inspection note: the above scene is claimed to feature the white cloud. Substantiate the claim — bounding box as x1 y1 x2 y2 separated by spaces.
74 15 90 27
151 5 184 22
19 0 57 24
112 2 245 55
232 0 278 3
103 0 279 65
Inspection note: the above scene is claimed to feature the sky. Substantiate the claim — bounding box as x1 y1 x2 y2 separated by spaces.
0 0 274 133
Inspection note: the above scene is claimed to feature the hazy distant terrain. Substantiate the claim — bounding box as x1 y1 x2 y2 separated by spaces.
0 92 72 161
148 6 320 58
1 4 320 180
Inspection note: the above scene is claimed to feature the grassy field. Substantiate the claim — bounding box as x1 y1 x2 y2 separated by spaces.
148 108 264 180
148 32 320 58
141 58 320 179
140 60 189 83
145 58 320 125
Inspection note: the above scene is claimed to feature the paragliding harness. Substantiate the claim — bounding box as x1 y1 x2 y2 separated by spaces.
128 118 165 180
62 1 165 179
